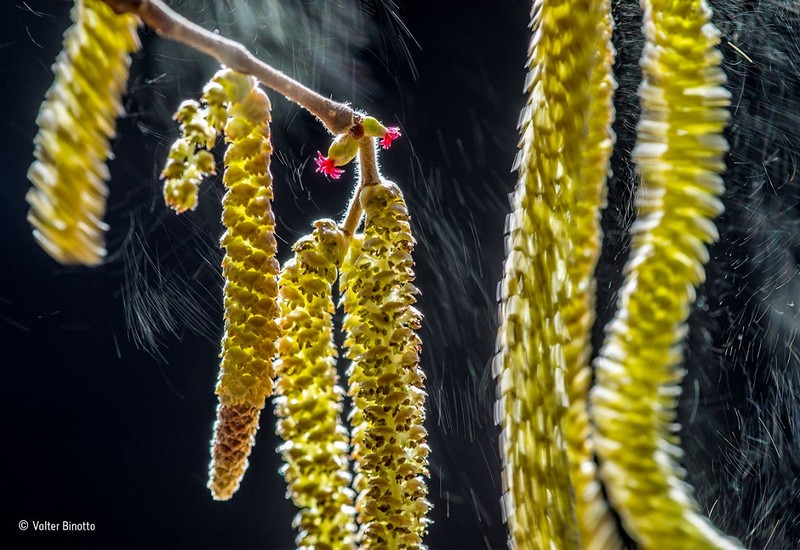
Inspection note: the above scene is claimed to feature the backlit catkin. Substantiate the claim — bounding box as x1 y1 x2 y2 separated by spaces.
161 74 237 213
26 0 140 266
495 0 609 547
559 4 621 549
205 70 280 501
274 219 357 549
161 99 218 213
590 0 741 547
341 182 430 549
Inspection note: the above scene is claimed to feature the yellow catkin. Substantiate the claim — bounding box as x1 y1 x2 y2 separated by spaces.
161 100 218 213
26 0 140 266
161 75 236 214
590 0 741 548
559 4 621 550
341 182 430 549
206 70 280 501
494 0 608 547
274 219 357 549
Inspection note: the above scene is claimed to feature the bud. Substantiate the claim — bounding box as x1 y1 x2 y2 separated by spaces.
327 133 360 166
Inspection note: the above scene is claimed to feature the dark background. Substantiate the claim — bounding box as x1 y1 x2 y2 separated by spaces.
3 1 800 549
1 1 526 548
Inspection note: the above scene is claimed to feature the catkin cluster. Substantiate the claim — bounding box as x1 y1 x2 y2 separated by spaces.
590 0 740 547
274 219 357 549
271 182 430 548
341 182 430 549
160 71 239 213
26 0 140 266
158 68 431 541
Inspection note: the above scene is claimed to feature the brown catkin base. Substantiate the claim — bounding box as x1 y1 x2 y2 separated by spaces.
208 403 262 501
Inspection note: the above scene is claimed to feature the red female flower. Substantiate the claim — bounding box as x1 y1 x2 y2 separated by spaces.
380 127 402 149
314 151 344 180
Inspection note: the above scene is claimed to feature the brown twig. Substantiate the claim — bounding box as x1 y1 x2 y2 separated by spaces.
341 138 381 235
101 0 356 135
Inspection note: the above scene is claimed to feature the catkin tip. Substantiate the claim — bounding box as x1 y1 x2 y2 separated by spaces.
208 403 262 501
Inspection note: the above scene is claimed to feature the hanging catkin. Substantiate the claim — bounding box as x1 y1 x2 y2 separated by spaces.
26 0 140 266
590 0 741 547
274 219 357 549
161 99 218 213
341 181 430 549
558 3 621 549
494 0 612 546
203 70 280 501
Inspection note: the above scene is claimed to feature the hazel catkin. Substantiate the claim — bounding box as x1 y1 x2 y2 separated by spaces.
274 219 357 549
341 181 431 549
26 0 140 266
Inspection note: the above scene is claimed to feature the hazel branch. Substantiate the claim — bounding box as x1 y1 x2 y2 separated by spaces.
341 138 380 236
100 0 356 135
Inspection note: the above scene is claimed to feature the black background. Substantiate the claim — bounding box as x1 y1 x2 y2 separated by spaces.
2 1 527 548
4 1 800 549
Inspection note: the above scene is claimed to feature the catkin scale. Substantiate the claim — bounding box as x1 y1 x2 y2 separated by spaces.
341 182 430 549
26 0 140 266
203 70 280 501
274 220 357 550
590 0 741 548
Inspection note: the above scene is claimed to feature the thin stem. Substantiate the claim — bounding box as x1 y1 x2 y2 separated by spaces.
358 136 381 187
101 0 355 135
341 138 380 235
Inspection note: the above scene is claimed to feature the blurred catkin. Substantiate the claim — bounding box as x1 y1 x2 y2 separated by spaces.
341 182 430 549
495 0 612 546
204 70 281 501
26 0 140 266
590 0 741 547
274 219 357 549
559 3 622 549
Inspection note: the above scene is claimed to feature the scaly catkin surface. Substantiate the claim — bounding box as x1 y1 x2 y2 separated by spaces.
26 0 140 266
495 0 609 547
590 0 741 547
274 219 357 549
161 99 218 213
207 70 280 501
559 3 621 549
341 182 430 549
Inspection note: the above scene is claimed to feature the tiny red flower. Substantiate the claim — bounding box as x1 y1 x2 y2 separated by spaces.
314 151 344 179
380 127 402 149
